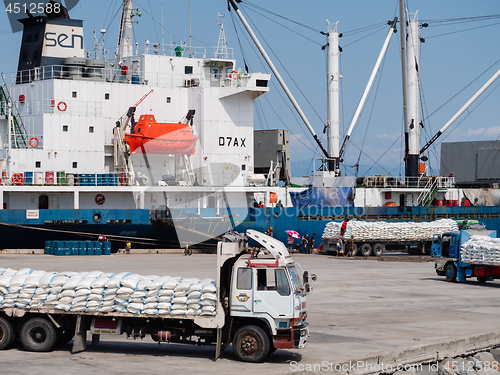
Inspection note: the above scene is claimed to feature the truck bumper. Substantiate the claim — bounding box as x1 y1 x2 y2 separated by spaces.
273 324 309 350
296 325 309 349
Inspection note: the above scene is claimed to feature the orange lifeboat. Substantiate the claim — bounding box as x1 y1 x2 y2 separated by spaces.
125 114 198 155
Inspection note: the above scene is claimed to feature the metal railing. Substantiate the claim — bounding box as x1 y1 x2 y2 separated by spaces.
3 65 249 89
89 43 235 61
361 175 455 189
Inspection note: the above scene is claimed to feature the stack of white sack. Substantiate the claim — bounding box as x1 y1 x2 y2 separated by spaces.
461 235 500 265
0 268 217 317
322 219 459 241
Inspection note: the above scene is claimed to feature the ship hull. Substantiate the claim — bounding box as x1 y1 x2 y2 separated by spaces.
0 206 498 251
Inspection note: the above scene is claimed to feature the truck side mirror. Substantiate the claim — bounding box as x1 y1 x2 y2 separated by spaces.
303 271 309 284
311 274 317 281
305 283 310 293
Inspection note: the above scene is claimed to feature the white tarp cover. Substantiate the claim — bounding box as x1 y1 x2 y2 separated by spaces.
0 268 216 316
322 219 459 242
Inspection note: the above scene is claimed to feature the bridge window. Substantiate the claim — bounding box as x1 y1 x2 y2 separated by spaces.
185 66 193 74
89 126 94 133
35 161 41 168
63 125 68 132
72 91 77 98
105 93 109 100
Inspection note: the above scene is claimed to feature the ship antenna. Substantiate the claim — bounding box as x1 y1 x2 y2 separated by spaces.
216 13 228 59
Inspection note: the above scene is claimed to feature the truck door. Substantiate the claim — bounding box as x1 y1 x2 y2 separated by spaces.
231 267 253 313
253 268 293 318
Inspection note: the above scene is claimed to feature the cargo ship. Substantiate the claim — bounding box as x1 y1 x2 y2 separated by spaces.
0 1 498 251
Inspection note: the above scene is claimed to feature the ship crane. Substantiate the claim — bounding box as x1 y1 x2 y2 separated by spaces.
338 18 398 163
419 67 500 156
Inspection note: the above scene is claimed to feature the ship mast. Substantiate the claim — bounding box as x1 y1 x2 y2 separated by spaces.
326 21 340 171
116 0 135 60
227 0 331 162
399 0 409 176
405 12 421 182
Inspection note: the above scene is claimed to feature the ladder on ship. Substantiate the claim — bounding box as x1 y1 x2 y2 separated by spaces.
113 126 132 184
417 177 439 206
0 77 29 149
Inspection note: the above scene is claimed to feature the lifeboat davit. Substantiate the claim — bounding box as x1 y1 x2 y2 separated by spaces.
125 114 198 155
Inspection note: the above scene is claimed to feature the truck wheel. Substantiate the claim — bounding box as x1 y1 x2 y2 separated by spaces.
0 316 15 350
232 325 270 363
477 276 488 284
360 243 372 257
445 263 457 282
20 318 57 352
372 243 384 256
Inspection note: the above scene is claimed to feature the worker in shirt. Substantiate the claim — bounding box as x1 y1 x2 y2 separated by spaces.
266 226 273 237
340 219 349 237
125 240 131 254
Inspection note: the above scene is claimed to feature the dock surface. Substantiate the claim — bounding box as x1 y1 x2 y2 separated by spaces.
0 253 499 375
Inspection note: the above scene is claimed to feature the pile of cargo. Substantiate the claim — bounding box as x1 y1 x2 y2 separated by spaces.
460 236 500 265
322 219 459 242
0 268 217 316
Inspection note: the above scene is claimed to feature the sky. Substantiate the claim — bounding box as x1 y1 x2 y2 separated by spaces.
1 0 499 179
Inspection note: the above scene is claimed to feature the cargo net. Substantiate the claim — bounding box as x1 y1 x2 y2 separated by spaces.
461 236 500 265
322 219 459 242
0 268 216 316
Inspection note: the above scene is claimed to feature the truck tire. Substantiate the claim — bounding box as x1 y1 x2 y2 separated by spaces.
20 318 57 352
0 316 15 350
477 276 488 284
232 325 270 363
445 263 457 282
372 243 384 256
360 243 372 257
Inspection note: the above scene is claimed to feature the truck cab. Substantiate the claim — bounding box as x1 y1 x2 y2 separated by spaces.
219 229 310 362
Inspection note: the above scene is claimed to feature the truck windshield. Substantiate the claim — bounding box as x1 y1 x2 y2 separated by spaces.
287 265 304 294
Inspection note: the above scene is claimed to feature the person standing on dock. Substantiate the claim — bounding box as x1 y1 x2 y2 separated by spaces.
287 234 294 251
125 240 131 254
302 234 309 254
310 233 315 252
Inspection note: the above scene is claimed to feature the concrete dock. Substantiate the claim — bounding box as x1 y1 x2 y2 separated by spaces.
0 253 499 375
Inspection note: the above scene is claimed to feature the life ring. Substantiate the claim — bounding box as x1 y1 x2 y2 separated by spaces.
229 70 238 80
29 137 39 148
95 194 105 205
57 101 67 112
11 173 23 185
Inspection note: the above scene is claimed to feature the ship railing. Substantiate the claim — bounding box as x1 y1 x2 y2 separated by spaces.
4 65 253 89
4 171 132 187
362 175 455 189
5 98 102 117
89 43 235 60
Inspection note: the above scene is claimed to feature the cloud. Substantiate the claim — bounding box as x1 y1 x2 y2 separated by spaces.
464 126 500 138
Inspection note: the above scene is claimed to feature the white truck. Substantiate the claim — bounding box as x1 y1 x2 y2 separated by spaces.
321 219 459 256
0 230 311 363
